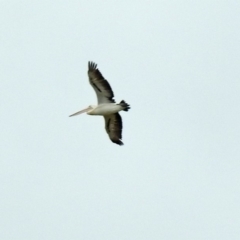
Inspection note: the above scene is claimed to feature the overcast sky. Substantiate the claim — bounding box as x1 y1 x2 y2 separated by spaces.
1 0 240 239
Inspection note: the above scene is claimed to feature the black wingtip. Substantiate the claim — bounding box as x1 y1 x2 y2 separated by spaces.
88 61 97 70
111 139 124 146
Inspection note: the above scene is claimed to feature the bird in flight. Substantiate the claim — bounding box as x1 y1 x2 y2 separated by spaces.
70 61 130 146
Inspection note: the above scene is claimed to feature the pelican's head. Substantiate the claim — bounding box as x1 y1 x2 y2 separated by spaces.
69 105 95 117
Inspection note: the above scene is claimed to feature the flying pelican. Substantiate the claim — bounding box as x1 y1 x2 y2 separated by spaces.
69 61 130 146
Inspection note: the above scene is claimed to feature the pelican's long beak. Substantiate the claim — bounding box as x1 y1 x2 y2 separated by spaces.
69 106 91 117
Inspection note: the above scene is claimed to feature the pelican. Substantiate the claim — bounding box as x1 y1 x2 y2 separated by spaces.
70 61 130 146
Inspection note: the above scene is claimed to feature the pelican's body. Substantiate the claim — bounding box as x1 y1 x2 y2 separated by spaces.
87 103 125 116
70 61 130 145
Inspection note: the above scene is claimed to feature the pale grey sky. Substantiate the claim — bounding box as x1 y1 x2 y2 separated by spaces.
1 0 240 239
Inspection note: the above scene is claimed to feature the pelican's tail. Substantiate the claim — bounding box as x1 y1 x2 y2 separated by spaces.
118 100 130 112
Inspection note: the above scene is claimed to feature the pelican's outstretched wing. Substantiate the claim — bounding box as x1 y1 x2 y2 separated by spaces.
104 113 123 146
88 61 115 104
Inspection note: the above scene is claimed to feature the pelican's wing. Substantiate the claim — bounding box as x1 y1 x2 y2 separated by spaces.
104 113 123 146
88 61 115 104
